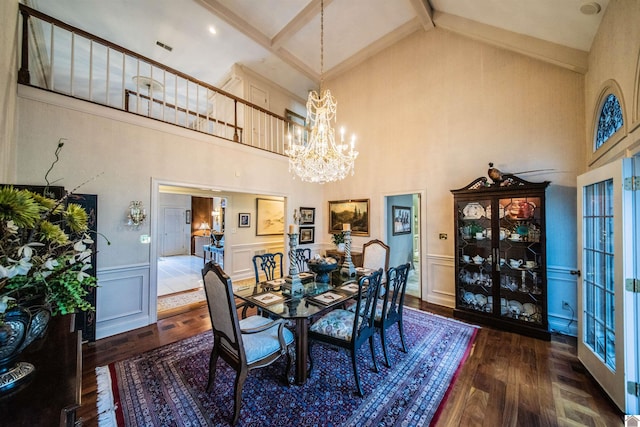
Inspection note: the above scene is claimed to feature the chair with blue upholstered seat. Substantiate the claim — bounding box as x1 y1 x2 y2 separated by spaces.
307 269 384 396
252 252 284 283
294 247 311 273
202 261 294 425
376 263 411 367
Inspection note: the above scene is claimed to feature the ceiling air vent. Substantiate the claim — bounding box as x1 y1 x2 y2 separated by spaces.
155 41 173 52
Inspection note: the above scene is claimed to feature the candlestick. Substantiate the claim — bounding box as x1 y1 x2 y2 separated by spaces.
340 229 356 277
285 228 303 297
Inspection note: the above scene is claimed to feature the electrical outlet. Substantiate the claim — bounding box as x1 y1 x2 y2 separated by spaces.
439 233 447 240
562 301 571 310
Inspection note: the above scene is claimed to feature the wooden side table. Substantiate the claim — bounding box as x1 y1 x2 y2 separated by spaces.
325 249 363 267
203 244 224 268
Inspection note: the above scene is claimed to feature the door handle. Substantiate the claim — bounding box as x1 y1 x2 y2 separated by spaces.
570 270 581 276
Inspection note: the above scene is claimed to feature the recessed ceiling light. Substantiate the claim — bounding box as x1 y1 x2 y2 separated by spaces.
209 26 217 35
580 2 602 15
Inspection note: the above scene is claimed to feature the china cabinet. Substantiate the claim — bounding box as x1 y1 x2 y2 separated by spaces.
451 174 550 340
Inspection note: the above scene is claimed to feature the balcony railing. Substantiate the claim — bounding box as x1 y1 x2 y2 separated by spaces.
17 4 302 156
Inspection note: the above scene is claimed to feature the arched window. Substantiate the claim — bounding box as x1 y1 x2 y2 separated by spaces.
595 93 623 150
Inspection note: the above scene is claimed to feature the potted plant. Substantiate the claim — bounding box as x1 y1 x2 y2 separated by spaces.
0 142 104 393
332 231 345 252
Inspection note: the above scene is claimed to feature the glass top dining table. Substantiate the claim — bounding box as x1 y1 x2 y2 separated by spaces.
233 270 371 384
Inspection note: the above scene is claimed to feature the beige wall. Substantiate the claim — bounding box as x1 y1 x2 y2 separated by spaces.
585 0 640 166
325 28 584 254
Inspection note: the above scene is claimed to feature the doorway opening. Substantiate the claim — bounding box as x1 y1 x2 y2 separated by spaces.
385 193 422 298
156 188 229 318
151 180 287 322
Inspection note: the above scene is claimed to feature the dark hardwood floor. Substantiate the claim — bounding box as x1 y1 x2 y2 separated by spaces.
78 296 624 426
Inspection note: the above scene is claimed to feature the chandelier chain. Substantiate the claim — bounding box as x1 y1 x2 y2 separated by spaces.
320 0 324 89
285 0 358 184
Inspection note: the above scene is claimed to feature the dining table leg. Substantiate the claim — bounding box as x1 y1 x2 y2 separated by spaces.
294 318 309 385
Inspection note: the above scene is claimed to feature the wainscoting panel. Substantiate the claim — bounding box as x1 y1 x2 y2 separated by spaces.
425 254 456 307
96 264 150 339
229 241 286 281
547 265 578 336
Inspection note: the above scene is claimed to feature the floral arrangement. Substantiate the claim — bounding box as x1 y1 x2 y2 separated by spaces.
0 142 102 325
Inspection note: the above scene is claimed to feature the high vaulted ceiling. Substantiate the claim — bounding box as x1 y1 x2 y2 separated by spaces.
28 0 608 100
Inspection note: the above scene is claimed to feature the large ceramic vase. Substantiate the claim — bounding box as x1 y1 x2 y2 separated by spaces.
0 305 51 394
307 259 338 283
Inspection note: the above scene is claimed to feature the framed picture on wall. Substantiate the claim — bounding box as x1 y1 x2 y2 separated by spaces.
328 199 370 236
299 207 315 225
392 205 411 235
238 213 250 228
256 198 285 236
300 226 315 244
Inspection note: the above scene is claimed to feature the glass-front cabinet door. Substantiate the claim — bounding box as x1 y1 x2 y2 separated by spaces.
456 197 493 315
498 195 545 327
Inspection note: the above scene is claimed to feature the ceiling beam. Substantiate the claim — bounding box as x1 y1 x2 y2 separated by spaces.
196 0 318 81
272 0 336 51
196 0 271 47
408 0 435 30
433 11 588 74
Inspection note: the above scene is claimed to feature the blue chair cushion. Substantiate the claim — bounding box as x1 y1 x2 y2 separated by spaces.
309 309 360 341
235 315 294 364
347 299 385 321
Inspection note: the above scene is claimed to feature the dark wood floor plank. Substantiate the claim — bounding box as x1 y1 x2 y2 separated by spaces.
76 299 624 427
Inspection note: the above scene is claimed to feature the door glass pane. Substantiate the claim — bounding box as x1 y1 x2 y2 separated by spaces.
456 199 492 315
498 196 543 325
582 178 615 370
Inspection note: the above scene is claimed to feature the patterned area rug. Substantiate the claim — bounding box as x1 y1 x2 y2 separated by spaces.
96 308 477 426
157 288 206 319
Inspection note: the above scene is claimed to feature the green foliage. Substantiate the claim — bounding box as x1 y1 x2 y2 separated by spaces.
332 231 345 246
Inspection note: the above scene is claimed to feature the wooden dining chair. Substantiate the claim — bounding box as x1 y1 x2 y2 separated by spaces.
252 252 284 282
294 247 311 273
201 261 293 425
362 239 390 281
375 263 411 368
307 269 384 396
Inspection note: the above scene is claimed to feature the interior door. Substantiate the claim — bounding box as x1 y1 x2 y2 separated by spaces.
577 158 637 413
162 207 186 256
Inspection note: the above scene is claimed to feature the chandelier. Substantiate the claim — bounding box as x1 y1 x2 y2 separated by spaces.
286 0 358 184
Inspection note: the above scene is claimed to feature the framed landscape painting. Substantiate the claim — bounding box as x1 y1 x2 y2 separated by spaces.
392 205 411 235
300 226 315 244
328 199 369 236
256 198 285 236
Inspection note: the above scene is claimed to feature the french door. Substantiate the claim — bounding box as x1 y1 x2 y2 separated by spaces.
577 157 639 413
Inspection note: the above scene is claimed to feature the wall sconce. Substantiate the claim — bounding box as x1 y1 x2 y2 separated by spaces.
127 201 147 229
